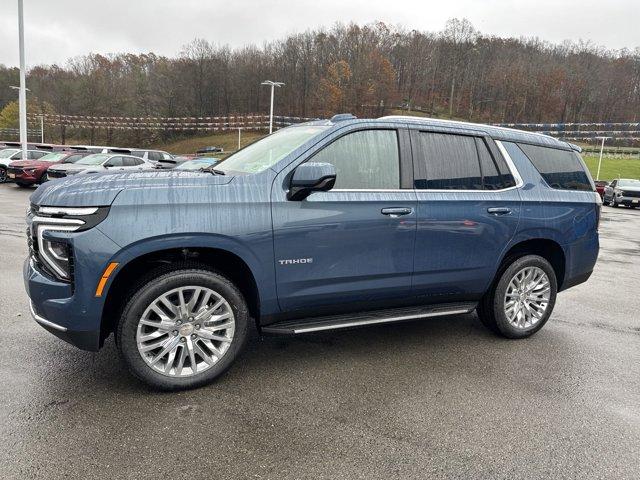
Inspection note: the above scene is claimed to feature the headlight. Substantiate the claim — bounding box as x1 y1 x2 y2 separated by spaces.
29 206 109 282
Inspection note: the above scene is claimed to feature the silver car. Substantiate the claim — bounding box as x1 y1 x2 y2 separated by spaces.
603 178 640 208
46 153 155 179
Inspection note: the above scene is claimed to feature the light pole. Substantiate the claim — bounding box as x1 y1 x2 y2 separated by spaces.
17 0 28 159
261 80 284 134
595 136 610 181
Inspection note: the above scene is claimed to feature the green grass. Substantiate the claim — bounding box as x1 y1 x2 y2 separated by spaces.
583 155 640 181
154 131 265 156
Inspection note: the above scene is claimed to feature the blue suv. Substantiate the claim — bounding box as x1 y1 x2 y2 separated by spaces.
24 115 600 389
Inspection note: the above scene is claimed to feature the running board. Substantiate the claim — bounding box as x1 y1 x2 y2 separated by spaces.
261 302 477 335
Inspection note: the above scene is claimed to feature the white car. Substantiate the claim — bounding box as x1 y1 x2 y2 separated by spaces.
46 153 155 179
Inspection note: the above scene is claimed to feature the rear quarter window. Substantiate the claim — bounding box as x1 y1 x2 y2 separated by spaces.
515 143 593 191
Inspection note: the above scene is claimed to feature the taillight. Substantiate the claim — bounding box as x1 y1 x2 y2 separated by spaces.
595 193 602 231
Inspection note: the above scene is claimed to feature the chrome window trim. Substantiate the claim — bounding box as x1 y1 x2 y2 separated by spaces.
494 140 524 188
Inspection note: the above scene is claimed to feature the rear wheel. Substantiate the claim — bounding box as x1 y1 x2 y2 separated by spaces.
116 266 249 390
477 255 557 338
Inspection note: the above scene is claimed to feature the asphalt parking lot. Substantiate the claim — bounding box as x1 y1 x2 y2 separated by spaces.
0 183 638 479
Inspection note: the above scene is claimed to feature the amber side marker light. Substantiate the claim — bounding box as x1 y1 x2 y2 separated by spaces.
95 262 119 297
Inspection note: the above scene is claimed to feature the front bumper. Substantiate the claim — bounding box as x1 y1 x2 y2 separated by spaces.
615 196 640 206
23 226 122 351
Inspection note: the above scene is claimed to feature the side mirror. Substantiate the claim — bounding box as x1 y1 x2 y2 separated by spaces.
287 162 337 201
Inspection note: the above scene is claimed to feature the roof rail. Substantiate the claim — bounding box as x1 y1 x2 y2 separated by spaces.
330 113 357 123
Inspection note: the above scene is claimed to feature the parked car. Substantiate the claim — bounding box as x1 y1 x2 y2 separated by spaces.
196 146 224 155
152 154 194 170
46 153 155 178
6 151 90 187
24 115 600 390
174 157 219 171
603 178 640 207
110 148 173 164
594 180 609 200
0 149 49 183
67 145 120 154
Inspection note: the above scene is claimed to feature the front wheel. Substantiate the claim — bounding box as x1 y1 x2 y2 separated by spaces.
0 167 6 183
477 255 557 339
116 266 249 390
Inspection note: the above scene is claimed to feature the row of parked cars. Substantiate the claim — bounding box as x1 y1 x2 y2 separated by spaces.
594 179 640 208
0 142 220 186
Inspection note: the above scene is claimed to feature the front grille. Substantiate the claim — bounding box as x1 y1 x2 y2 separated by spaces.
47 170 66 178
7 167 23 175
621 190 640 198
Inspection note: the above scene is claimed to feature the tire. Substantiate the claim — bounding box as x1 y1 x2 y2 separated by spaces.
612 197 619 208
116 265 249 390
16 182 31 188
0 167 6 184
40 172 49 183
477 255 557 339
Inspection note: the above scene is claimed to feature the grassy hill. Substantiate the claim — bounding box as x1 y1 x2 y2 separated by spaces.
583 155 640 181
154 131 265 156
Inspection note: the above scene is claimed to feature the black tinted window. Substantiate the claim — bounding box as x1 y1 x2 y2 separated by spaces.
476 138 515 189
413 132 482 190
123 157 140 166
148 151 163 161
517 143 593 191
311 129 400 189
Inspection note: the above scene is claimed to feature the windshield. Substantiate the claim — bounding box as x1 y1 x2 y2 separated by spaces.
0 149 20 158
216 125 328 174
619 179 640 188
177 159 218 170
39 152 67 162
76 154 110 165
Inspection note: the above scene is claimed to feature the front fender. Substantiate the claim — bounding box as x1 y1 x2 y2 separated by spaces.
96 231 279 318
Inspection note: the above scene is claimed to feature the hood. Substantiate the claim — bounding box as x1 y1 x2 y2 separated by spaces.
30 170 234 207
9 159 58 168
619 185 640 193
48 163 101 172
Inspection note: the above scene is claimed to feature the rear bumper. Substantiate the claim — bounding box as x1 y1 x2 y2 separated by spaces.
560 231 599 292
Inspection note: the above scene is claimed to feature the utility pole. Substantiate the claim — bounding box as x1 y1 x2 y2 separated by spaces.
261 80 284 134
595 136 610 181
18 0 28 159
38 114 44 143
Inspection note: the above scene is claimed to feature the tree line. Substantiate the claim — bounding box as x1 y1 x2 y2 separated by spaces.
0 19 639 145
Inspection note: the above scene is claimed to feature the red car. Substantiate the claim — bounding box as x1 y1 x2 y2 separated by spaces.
6 151 89 187
594 180 609 200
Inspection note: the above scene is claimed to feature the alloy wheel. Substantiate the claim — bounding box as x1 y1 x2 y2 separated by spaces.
136 286 235 377
503 266 551 329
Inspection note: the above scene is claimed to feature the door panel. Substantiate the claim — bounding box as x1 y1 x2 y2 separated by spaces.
272 190 417 312
271 127 416 314
410 130 521 301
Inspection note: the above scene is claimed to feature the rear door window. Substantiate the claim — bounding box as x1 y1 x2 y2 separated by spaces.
105 156 124 167
413 132 482 190
310 129 400 189
516 143 593 191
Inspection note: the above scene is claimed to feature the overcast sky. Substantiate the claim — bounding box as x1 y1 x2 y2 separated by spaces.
0 0 638 67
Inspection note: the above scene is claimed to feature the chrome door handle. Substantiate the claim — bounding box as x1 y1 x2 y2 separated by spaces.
487 207 512 215
381 207 413 217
